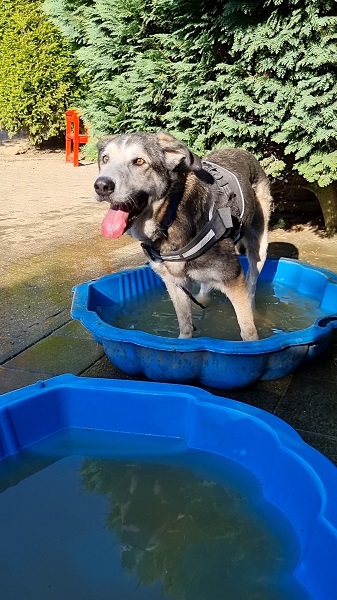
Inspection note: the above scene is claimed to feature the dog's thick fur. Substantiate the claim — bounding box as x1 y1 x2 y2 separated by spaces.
94 132 272 340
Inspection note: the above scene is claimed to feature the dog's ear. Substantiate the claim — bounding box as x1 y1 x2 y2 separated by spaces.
155 132 202 172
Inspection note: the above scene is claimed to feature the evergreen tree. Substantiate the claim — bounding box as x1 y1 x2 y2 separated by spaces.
44 0 222 150
210 0 337 234
44 0 337 233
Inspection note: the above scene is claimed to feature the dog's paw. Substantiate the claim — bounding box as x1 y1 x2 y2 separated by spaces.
241 327 259 342
178 331 194 339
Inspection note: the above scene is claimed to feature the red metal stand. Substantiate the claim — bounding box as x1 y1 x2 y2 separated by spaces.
65 109 89 166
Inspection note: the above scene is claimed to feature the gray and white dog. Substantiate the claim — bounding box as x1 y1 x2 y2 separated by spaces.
94 132 272 340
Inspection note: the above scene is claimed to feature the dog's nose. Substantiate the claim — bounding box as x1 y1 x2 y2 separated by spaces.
94 176 115 197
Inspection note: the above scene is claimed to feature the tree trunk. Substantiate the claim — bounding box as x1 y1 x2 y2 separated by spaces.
302 181 337 237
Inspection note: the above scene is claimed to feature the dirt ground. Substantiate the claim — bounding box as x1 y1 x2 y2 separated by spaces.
1 143 106 267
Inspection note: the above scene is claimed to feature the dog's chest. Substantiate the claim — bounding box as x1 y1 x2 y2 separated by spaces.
151 259 186 280
129 199 167 242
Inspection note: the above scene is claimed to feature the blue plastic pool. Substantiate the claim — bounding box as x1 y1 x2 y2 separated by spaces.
0 375 336 598
71 257 337 389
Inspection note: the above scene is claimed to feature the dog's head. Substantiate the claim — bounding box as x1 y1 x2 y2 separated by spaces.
94 132 202 238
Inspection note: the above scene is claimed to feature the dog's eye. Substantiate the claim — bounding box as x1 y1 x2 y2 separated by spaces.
102 155 109 164
133 158 145 166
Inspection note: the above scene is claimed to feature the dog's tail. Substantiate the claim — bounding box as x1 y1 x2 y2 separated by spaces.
252 176 274 221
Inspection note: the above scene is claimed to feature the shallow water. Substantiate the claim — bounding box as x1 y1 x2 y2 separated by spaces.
100 280 327 340
0 429 310 600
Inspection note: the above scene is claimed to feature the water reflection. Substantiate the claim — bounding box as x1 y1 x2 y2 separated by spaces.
80 458 309 600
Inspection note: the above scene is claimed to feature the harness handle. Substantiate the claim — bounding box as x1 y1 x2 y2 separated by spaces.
141 160 245 263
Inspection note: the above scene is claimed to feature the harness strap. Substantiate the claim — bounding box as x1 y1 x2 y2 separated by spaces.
142 207 235 262
178 285 207 309
141 160 245 263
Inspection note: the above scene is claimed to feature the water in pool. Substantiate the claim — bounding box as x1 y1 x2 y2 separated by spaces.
0 429 310 600
98 279 327 340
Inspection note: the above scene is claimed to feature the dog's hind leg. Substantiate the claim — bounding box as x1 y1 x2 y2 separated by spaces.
164 279 194 338
220 272 259 341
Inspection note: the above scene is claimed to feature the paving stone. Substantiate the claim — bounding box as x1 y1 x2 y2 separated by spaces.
209 376 292 413
53 320 94 339
0 311 70 364
299 430 337 466
81 355 147 381
295 339 337 382
3 335 103 376
0 367 52 395
275 376 337 438
0 272 71 363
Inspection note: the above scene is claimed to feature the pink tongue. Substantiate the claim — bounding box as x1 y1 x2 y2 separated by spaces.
101 208 129 239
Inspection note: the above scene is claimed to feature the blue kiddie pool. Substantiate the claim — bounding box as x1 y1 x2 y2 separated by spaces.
71 257 337 389
0 375 336 598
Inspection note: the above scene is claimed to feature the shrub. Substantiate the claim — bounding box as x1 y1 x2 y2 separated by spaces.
0 0 86 143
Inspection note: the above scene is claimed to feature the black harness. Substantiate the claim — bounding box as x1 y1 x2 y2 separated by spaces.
141 160 245 263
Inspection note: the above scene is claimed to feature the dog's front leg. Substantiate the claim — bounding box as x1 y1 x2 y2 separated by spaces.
164 279 194 338
222 272 259 341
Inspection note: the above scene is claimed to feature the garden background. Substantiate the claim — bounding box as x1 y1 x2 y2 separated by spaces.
1 0 337 233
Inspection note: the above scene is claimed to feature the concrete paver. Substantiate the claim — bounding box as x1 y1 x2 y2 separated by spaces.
0 366 52 395
3 334 104 376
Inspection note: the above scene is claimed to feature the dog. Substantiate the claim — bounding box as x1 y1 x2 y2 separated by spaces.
94 132 272 340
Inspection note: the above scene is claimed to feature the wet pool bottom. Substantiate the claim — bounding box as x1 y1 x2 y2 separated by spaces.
100 280 329 340
0 430 310 600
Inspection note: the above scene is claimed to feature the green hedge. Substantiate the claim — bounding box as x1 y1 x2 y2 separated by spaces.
43 0 337 178
0 0 86 143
